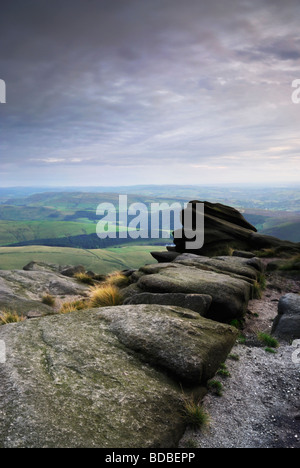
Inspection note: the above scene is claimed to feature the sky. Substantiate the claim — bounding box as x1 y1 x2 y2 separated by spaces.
0 0 300 187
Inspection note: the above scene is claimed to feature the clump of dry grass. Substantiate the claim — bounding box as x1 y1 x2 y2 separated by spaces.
182 395 210 429
105 272 130 288
74 272 95 285
59 299 87 314
0 310 26 325
41 294 56 307
89 284 124 308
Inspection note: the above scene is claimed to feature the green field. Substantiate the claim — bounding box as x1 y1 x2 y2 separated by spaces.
0 245 156 274
0 220 99 246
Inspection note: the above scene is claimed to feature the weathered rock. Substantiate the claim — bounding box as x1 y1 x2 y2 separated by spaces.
124 293 212 316
173 254 263 281
0 309 190 448
0 269 89 317
232 250 256 259
272 293 300 341
121 269 137 277
60 265 85 277
100 305 238 383
137 264 252 320
151 251 181 263
170 200 300 257
23 261 62 273
121 282 145 300
278 294 300 316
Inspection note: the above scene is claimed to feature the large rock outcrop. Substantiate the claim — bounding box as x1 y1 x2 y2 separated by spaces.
124 254 263 321
0 305 238 448
0 265 89 317
272 293 300 341
169 200 300 257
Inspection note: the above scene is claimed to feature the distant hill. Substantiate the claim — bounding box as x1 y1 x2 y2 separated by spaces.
0 245 155 274
0 188 299 250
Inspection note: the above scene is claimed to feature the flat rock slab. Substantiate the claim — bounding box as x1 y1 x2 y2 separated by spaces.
100 305 238 384
137 264 251 320
0 305 237 448
0 270 89 316
0 309 186 448
173 254 263 280
124 292 212 316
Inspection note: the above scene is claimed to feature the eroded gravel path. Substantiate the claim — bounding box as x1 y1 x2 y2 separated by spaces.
179 268 300 449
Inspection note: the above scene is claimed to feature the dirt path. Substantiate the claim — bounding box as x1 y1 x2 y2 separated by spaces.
179 267 300 449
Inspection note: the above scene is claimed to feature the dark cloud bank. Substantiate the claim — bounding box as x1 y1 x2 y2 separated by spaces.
0 0 299 186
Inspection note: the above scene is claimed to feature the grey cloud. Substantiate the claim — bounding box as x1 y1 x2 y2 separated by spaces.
0 0 300 185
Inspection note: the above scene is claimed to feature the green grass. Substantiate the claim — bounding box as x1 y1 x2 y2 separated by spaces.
0 220 98 246
264 347 277 354
207 380 223 397
229 319 243 330
0 245 155 274
278 255 300 271
257 332 279 349
182 396 210 429
228 353 240 361
216 363 231 378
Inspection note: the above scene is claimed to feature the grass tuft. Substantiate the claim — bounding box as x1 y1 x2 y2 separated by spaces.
182 396 209 429
105 272 130 288
228 353 240 361
265 347 277 354
251 281 263 299
60 300 87 314
207 380 223 397
74 272 95 285
257 332 279 348
0 310 26 325
89 284 124 308
41 294 56 307
216 363 231 377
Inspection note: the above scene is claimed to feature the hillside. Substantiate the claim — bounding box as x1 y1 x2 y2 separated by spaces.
0 245 155 275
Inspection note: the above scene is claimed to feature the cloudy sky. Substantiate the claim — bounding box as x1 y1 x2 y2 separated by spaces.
0 0 300 186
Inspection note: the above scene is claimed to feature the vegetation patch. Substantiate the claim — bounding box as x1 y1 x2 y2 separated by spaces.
257 332 279 349
89 284 124 308
182 396 210 429
216 363 231 378
106 272 130 288
74 272 95 286
60 300 87 314
207 380 223 397
0 310 26 325
41 294 56 307
278 255 300 271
